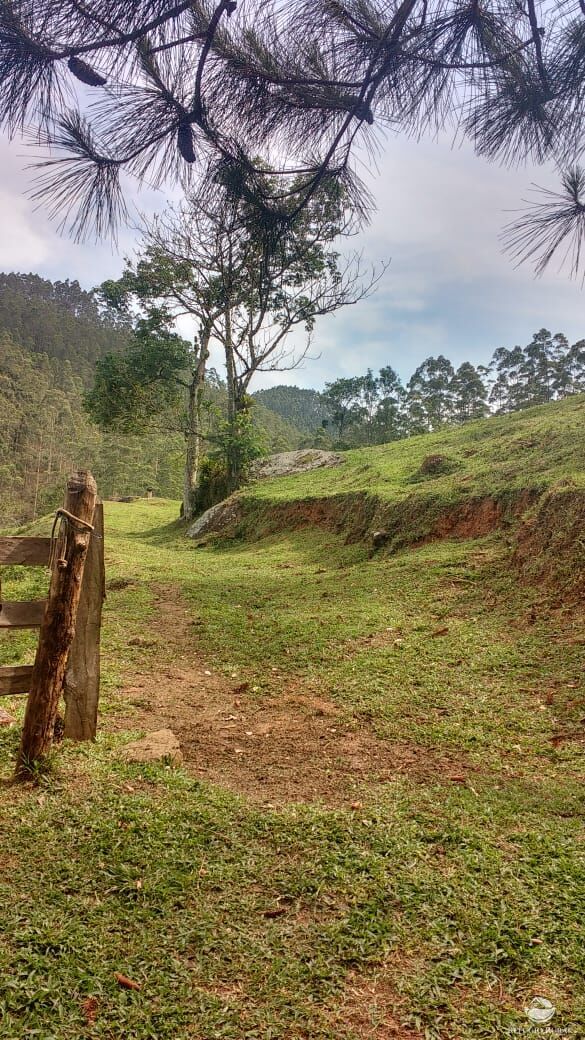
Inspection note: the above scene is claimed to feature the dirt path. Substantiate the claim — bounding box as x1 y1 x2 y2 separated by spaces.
109 582 470 806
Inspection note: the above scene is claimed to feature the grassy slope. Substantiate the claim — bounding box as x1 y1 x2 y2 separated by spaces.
248 394 585 504
1 399 585 1039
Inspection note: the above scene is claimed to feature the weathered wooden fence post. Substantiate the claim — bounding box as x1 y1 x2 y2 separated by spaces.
63 501 105 741
15 471 97 777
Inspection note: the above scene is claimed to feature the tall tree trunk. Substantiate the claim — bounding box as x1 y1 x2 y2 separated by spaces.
224 305 236 426
183 330 210 522
32 431 44 521
223 305 242 491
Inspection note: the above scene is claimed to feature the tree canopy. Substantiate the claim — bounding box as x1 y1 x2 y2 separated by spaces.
310 329 585 448
0 271 303 524
87 171 378 515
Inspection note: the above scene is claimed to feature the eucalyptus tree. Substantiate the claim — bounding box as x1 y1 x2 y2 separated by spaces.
321 376 365 441
406 355 456 432
375 364 407 441
2 1 585 277
520 328 569 404
355 368 381 445
487 345 526 413
485 331 584 412
94 188 234 519
565 338 585 394
450 361 489 423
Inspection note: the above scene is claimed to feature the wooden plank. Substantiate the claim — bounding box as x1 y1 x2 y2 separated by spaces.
64 502 105 741
0 537 51 566
0 665 34 697
0 601 46 628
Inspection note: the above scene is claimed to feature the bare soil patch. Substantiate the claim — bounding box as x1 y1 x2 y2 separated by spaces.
187 486 541 551
328 967 425 1039
514 487 585 598
107 584 472 806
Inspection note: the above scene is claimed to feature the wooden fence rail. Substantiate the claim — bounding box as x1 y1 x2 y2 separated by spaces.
0 600 47 628
0 471 105 777
0 538 51 566
0 665 34 697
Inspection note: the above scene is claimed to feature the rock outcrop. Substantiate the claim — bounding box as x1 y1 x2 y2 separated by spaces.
187 450 344 540
250 450 344 480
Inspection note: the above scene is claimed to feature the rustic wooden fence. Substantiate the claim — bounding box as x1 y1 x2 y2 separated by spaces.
0 471 105 777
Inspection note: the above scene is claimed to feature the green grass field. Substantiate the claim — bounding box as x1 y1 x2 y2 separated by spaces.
1 398 584 1039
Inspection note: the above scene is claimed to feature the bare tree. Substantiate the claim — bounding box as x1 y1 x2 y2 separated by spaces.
2 2 584 275
92 172 383 515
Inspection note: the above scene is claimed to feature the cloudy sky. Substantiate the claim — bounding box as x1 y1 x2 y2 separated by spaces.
0 130 583 389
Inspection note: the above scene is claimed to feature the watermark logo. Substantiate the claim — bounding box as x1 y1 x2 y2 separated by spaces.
525 997 556 1025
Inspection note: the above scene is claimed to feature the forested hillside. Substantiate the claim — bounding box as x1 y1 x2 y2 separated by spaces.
253 385 330 432
254 332 585 453
0 334 184 526
0 274 302 525
0 273 130 382
3 271 583 526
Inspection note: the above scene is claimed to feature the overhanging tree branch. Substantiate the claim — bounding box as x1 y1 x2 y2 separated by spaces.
1 1 583 273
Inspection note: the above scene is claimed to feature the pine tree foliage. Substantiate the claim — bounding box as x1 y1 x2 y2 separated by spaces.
2 1 584 274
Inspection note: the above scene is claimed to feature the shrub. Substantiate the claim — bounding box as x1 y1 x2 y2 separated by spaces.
193 455 232 515
194 402 267 514
411 453 458 480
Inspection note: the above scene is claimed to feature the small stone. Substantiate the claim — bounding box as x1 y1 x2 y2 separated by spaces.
124 729 183 766
371 530 389 550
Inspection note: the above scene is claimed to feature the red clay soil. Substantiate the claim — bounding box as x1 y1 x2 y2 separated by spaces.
109 584 473 807
425 490 537 541
201 488 540 551
514 488 585 598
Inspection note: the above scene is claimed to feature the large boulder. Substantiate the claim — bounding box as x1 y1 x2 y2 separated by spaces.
187 496 243 539
187 450 345 540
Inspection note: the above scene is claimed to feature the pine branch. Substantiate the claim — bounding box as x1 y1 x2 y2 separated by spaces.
1 0 583 279
27 112 127 240
502 166 585 283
